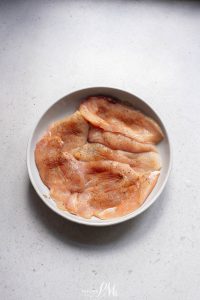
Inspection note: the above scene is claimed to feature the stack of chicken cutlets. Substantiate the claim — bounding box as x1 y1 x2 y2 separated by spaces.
35 96 164 219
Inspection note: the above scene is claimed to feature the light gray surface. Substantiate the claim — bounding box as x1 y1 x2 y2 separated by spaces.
0 1 200 299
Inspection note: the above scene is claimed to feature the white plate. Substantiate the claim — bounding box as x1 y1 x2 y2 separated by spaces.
27 87 172 226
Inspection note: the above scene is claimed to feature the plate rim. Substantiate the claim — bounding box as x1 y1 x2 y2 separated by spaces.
27 86 172 226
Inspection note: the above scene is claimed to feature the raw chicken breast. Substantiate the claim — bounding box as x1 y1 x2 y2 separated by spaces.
72 143 161 172
80 96 164 144
35 136 85 210
35 138 160 219
61 157 159 219
64 160 138 218
97 171 159 219
48 111 89 151
35 96 163 220
89 127 156 153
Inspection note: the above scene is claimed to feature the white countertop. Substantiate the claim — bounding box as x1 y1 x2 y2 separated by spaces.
1 1 200 299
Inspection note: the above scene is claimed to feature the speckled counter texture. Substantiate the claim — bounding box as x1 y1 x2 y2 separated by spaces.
0 1 200 299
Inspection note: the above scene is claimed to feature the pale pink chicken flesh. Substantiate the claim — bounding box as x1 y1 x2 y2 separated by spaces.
48 111 89 152
34 96 163 219
35 141 160 219
80 96 164 144
89 127 157 153
71 143 161 172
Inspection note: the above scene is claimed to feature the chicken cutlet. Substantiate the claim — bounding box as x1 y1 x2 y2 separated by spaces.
81 160 159 219
97 171 159 219
35 140 160 219
88 127 156 153
35 136 85 210
80 96 164 144
71 143 161 172
35 96 163 220
48 111 89 152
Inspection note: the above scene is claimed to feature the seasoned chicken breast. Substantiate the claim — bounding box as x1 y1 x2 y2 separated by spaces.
48 111 89 152
80 96 164 144
35 139 160 219
72 143 161 172
35 96 163 219
89 127 156 153
35 136 85 210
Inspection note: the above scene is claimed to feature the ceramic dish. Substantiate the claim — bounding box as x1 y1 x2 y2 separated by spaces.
27 87 172 226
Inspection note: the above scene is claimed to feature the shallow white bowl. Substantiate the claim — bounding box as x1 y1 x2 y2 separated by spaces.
27 87 172 226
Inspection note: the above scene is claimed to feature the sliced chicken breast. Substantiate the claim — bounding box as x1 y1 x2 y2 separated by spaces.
89 127 156 153
35 139 160 219
71 143 161 172
48 111 89 151
80 96 164 144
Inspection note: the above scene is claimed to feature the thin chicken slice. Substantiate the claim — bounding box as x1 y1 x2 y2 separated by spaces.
97 171 159 219
35 140 160 219
80 161 159 219
35 136 85 210
78 160 140 218
56 158 140 218
71 143 161 172
88 127 156 153
80 96 164 144
48 111 89 151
